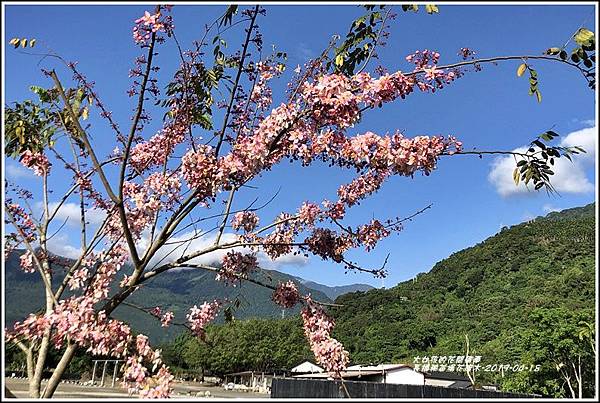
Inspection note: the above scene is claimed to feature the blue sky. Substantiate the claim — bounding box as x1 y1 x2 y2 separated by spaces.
4 3 596 289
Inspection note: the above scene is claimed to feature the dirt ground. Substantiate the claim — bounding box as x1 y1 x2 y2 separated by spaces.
4 378 270 399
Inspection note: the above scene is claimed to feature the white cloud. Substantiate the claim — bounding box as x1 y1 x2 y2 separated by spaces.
46 234 81 259
259 250 308 269
45 202 107 227
140 230 309 271
559 126 596 163
5 162 34 179
542 204 560 214
488 126 596 197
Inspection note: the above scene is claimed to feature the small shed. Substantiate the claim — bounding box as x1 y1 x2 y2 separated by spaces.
290 361 324 374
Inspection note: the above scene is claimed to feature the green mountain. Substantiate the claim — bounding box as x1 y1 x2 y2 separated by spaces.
3 252 334 344
329 202 596 396
292 278 374 299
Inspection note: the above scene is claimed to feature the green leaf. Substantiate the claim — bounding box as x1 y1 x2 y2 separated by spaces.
525 169 533 184
574 28 595 47
535 90 542 103
425 4 439 14
571 53 580 63
545 47 561 55
513 167 520 185
219 5 238 27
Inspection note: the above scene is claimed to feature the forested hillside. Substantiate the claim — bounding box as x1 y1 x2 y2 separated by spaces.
163 203 595 397
331 203 595 397
4 253 332 344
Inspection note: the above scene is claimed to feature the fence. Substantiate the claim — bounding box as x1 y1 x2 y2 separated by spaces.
270 378 541 398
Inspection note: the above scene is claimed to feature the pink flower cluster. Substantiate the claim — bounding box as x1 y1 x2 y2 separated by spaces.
68 267 89 290
337 170 387 211
305 228 352 263
223 102 299 184
130 118 186 173
6 313 49 344
405 49 441 68
301 299 349 375
6 203 37 243
132 11 165 44
231 211 259 232
232 59 285 139
357 219 390 251
149 307 174 328
301 74 360 128
353 72 415 105
20 150 51 176
122 335 173 398
138 365 174 398
160 311 174 328
19 251 36 273
8 249 172 398
186 300 220 338
458 47 477 60
217 252 259 285
105 174 180 242
272 281 302 308
86 245 128 301
181 145 219 199
261 215 296 259
145 172 181 207
298 202 322 226
249 61 279 109
48 297 132 356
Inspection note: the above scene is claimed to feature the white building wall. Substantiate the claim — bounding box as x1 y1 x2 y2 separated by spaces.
385 368 425 385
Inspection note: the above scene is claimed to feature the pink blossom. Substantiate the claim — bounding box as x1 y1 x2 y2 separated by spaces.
130 119 186 172
186 300 220 338
272 281 301 308
132 10 168 44
19 251 36 273
357 219 390 251
301 299 349 375
217 252 259 285
160 311 174 328
181 145 218 199
231 211 259 232
20 150 51 176
68 267 89 290
298 202 321 226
